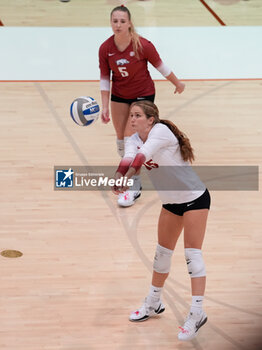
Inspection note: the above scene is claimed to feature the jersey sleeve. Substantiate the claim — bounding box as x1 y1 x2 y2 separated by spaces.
139 124 173 161
143 40 163 69
99 43 110 79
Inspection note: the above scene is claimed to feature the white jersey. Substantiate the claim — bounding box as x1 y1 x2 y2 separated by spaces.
124 123 206 204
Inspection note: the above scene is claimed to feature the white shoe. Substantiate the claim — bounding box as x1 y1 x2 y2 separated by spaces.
129 298 165 322
117 188 141 207
178 310 207 341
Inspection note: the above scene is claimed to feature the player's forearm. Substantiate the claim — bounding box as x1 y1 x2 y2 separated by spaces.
125 153 146 178
116 154 145 180
124 167 137 180
101 90 110 110
156 63 183 88
116 157 134 177
165 71 182 87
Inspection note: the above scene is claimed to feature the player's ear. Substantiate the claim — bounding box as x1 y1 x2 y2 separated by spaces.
149 116 155 125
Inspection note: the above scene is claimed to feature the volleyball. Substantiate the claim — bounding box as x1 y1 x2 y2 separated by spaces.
70 96 100 126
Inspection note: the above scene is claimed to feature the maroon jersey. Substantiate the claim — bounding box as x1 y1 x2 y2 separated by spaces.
99 35 162 99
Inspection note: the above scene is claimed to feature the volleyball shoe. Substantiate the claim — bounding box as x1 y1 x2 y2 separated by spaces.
129 298 165 322
118 187 142 207
178 310 207 341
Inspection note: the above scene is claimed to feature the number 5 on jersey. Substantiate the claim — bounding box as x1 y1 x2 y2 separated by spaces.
118 67 129 77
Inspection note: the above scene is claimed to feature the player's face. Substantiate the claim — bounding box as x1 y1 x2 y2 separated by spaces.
130 106 154 135
111 11 131 35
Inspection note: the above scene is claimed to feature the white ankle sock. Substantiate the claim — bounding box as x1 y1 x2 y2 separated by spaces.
116 139 124 147
147 285 162 305
190 295 204 314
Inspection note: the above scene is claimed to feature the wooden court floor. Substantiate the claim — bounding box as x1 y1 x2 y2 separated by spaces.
0 80 261 350
0 0 262 349
0 0 262 26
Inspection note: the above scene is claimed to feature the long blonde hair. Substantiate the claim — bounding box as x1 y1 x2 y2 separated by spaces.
111 6 142 59
130 100 195 163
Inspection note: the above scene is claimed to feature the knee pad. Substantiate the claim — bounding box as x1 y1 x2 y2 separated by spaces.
153 244 173 273
116 139 125 158
185 248 206 278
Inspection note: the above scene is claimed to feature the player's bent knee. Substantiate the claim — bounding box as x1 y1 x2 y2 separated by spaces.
153 244 174 273
185 248 206 278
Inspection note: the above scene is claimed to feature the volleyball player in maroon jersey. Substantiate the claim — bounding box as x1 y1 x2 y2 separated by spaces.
99 5 185 207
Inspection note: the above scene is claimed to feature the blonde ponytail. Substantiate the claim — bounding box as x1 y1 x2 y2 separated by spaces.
129 22 142 59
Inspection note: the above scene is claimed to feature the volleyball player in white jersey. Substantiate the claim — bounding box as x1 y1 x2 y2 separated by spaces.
112 101 210 341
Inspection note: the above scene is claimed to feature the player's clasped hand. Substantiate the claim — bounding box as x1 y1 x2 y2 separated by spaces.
174 82 185 94
112 184 121 195
112 184 129 194
112 174 129 194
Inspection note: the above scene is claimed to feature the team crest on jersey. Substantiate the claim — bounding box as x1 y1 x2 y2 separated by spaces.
116 59 130 66
130 51 135 57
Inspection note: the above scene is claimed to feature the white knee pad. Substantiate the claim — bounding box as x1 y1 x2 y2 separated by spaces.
185 248 206 278
116 139 125 157
153 244 173 274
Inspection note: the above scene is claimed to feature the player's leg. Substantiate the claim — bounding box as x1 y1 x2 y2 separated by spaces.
129 207 184 322
111 101 142 207
152 207 184 287
115 94 155 206
121 101 143 204
184 208 208 294
110 101 130 157
123 106 135 137
178 208 209 341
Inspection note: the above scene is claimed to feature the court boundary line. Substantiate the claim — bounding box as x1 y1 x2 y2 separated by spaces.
199 0 226 26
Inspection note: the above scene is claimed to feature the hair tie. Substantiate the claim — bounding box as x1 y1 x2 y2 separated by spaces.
121 4 125 7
